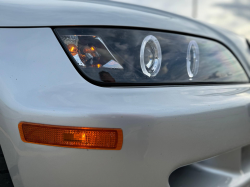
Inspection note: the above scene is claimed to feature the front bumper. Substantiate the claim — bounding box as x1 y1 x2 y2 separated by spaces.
0 28 250 187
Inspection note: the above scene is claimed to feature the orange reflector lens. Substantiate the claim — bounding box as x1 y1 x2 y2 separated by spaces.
18 122 123 150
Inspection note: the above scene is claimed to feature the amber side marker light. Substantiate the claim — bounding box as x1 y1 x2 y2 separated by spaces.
18 122 123 150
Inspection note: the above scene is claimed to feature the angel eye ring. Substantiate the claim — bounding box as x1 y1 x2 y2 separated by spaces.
186 40 199 79
140 35 162 77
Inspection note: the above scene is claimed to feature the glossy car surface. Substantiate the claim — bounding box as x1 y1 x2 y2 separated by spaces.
0 0 250 187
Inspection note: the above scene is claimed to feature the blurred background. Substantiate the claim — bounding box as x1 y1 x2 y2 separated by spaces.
112 0 250 40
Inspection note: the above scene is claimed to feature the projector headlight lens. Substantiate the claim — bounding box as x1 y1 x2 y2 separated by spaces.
55 28 248 85
140 35 162 77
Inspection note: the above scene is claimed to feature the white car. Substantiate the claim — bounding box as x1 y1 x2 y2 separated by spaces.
0 0 250 187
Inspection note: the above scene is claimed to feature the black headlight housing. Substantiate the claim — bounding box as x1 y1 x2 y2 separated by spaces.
55 27 249 86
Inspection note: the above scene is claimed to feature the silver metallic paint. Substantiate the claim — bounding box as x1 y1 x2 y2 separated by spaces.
170 145 250 187
1 0 249 78
0 28 250 187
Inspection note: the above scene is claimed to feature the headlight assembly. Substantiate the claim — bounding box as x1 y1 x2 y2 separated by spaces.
55 28 249 85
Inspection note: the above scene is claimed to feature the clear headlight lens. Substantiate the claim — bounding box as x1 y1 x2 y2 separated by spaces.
55 28 248 85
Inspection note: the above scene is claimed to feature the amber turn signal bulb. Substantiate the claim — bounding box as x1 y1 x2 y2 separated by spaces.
18 122 123 150
67 44 78 56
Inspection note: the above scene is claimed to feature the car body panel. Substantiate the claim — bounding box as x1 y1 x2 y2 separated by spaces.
169 146 250 187
1 0 250 79
0 28 250 187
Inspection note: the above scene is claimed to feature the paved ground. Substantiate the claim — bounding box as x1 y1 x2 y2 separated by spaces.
0 146 14 187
